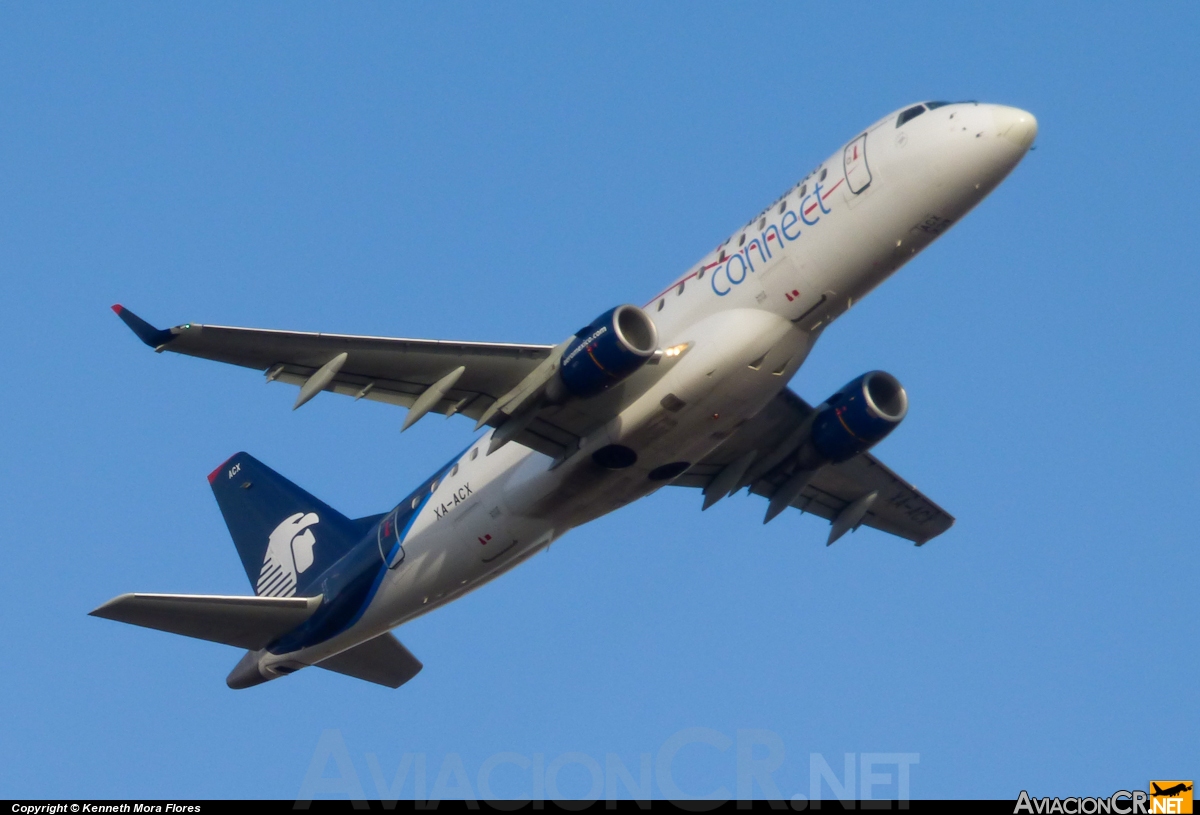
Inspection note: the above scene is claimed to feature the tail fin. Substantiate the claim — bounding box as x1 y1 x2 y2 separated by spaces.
209 452 363 597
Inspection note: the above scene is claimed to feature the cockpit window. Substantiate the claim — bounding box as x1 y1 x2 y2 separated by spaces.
896 105 926 127
925 101 951 110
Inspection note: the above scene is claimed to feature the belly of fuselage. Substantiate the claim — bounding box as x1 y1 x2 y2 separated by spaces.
500 307 811 529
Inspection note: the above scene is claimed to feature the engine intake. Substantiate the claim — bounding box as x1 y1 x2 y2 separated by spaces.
809 371 908 463
556 305 658 398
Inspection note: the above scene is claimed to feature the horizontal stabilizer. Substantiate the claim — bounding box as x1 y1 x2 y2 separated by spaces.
90 592 321 650
316 632 423 688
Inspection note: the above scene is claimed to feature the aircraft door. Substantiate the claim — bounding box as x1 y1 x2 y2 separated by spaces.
843 134 872 195
377 507 405 569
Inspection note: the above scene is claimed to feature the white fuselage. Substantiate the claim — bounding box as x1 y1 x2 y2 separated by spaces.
261 101 1036 676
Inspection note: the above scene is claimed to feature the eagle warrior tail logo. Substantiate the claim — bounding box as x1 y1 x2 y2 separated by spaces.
256 512 320 597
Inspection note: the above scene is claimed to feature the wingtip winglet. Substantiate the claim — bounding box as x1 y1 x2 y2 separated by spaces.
111 305 175 349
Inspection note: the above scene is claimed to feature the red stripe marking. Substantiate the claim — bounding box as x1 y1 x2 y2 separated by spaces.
644 268 702 308
648 184 843 306
207 455 237 484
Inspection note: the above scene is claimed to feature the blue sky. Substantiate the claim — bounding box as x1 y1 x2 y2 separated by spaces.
1 2 1195 801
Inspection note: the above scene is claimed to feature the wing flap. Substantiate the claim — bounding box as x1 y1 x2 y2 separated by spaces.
89 592 321 650
316 632 423 688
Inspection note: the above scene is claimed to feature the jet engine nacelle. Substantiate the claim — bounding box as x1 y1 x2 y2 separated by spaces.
554 305 659 399
809 371 908 463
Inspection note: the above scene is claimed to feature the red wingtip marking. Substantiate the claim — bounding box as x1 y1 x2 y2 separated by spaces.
111 304 124 314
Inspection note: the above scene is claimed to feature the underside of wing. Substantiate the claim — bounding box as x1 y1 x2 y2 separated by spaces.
677 388 954 545
751 451 954 544
124 313 552 416
112 306 578 453
113 306 686 461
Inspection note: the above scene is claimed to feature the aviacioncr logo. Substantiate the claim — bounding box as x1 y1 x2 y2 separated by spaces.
256 512 320 598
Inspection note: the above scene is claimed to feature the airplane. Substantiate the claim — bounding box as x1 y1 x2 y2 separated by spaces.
92 101 1038 689
1152 783 1193 797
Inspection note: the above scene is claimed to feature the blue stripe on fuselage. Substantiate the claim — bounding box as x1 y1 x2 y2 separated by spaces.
267 443 472 654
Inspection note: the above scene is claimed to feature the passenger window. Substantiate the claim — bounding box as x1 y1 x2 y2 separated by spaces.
411 496 420 509
430 480 438 493
759 217 766 229
451 463 459 477
697 268 705 280
819 168 827 181
738 234 745 246
657 299 664 311
718 249 726 262
777 201 786 214
470 447 478 460
896 104 926 127
798 184 806 198
677 281 684 295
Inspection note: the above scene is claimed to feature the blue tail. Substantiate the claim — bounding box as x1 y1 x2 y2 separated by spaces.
208 453 364 598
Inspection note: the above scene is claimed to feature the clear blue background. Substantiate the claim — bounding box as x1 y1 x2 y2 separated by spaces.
1 1 1195 801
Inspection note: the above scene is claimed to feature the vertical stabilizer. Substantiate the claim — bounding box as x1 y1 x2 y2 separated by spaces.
209 453 363 597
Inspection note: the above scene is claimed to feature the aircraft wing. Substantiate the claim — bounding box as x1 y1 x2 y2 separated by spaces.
673 388 955 545
111 305 582 456
113 305 687 460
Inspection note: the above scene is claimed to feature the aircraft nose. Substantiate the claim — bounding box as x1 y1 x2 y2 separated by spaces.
992 105 1038 151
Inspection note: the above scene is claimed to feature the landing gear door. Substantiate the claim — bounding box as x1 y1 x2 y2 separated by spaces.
843 134 871 194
